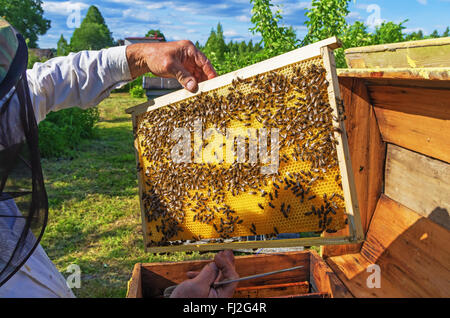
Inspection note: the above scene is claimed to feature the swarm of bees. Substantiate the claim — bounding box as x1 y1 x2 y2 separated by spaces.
135 58 348 247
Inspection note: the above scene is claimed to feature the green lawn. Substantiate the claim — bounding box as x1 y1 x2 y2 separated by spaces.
40 93 215 298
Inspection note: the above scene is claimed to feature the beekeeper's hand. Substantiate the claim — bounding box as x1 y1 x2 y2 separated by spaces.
170 250 239 298
126 40 217 93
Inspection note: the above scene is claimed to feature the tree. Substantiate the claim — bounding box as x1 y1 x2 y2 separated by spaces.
249 0 298 58
372 21 407 44
429 29 440 38
0 0 50 48
56 35 70 56
70 6 114 51
204 23 228 62
443 27 450 37
302 0 350 46
145 29 166 40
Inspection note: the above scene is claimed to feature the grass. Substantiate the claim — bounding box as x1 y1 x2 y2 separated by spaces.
40 93 215 298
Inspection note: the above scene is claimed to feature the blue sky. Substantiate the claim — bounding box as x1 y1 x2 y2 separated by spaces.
38 0 450 48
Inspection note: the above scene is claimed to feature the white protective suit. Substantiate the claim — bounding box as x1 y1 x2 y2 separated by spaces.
0 46 132 297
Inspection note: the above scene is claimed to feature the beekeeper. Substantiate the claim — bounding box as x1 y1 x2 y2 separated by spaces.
0 17 238 298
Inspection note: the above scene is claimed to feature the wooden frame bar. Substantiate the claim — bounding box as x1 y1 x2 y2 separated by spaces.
127 37 364 253
126 250 352 298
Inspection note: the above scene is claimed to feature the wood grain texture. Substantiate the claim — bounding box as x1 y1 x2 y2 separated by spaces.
134 251 311 298
327 195 450 297
374 106 450 163
323 77 386 257
321 48 364 242
126 37 341 115
309 250 353 298
145 236 361 254
337 67 450 82
344 37 450 69
384 144 450 230
126 263 142 298
234 281 309 298
368 85 450 120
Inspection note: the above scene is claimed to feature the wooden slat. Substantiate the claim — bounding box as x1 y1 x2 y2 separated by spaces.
126 263 142 298
369 85 450 120
139 251 311 297
337 67 450 82
309 250 353 298
374 106 450 163
344 37 450 69
145 236 361 254
327 195 450 297
321 48 364 242
384 144 450 230
126 37 341 115
323 77 385 257
234 281 309 298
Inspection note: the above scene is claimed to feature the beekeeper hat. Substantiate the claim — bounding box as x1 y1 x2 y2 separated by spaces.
0 17 19 85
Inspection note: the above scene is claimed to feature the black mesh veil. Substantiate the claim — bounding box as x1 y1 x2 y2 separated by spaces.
0 33 48 287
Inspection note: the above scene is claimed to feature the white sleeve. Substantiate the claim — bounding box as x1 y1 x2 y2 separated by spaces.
26 46 132 124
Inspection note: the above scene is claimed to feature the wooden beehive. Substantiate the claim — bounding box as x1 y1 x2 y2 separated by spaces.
126 37 364 253
127 37 450 298
126 250 351 298
322 37 450 297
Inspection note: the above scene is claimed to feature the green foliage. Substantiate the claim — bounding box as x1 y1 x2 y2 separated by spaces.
145 29 166 40
27 50 48 69
249 0 298 58
444 27 450 37
203 23 228 62
302 0 350 46
38 107 100 158
0 0 50 48
56 35 70 56
129 85 145 98
70 6 114 51
371 21 407 45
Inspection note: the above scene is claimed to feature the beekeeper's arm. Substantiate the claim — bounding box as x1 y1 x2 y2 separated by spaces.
26 40 217 124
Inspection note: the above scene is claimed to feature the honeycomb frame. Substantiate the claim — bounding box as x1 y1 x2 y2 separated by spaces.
126 37 364 253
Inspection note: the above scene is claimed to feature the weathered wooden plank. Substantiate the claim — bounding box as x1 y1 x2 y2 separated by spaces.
321 48 364 243
126 36 341 115
126 263 143 298
327 195 450 297
145 236 361 254
337 67 450 81
323 77 385 257
384 144 450 230
309 250 353 298
368 85 450 120
344 37 450 69
234 281 309 298
140 251 311 294
374 106 450 163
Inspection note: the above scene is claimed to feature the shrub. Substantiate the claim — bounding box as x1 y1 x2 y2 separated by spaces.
38 107 100 158
129 85 145 98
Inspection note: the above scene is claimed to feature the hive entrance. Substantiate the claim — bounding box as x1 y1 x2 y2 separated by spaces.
128 38 363 253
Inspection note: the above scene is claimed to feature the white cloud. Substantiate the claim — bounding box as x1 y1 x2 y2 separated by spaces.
347 11 362 19
404 27 426 33
236 15 251 22
224 30 238 37
43 1 89 15
417 0 427 4
123 8 158 22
